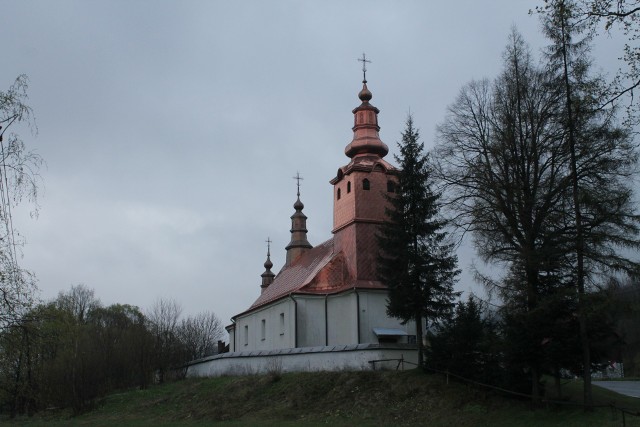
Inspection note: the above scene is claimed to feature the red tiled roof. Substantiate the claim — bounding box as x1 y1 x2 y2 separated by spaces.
239 237 386 316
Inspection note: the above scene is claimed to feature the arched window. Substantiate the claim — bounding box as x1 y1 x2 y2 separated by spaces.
387 181 395 193
363 179 370 190
347 181 351 193
337 188 341 200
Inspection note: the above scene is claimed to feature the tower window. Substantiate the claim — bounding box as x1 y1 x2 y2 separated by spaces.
337 188 341 200
363 179 370 190
244 325 249 346
261 319 266 341
387 181 395 193
347 181 351 193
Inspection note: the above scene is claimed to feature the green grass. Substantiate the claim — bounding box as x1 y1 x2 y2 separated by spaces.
2 370 639 426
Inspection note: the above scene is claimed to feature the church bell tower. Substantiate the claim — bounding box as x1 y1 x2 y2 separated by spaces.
330 55 397 282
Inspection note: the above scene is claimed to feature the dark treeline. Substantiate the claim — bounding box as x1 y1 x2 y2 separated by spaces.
0 284 225 417
428 283 639 398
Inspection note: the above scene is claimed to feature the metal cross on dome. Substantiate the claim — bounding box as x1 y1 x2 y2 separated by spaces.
293 172 303 197
265 237 272 254
358 53 371 82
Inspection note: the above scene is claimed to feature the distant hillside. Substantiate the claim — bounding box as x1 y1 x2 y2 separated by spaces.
5 370 640 426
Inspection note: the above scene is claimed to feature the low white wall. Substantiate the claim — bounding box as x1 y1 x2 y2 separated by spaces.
186 344 418 377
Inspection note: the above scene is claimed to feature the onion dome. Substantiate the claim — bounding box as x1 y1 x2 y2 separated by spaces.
358 82 372 102
344 80 389 159
264 253 273 271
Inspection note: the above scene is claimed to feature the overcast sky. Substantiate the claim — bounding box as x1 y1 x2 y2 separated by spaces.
2 1 627 329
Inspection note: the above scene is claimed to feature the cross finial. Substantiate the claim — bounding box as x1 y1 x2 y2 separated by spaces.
293 172 303 197
358 53 371 83
265 237 272 255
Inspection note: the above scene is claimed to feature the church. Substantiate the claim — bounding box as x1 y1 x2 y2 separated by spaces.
187 74 418 377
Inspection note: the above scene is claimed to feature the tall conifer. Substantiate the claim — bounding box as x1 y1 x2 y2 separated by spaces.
540 0 640 408
377 116 460 368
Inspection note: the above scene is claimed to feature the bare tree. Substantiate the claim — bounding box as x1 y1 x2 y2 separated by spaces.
177 311 225 361
146 298 182 382
436 30 569 401
582 0 639 122
535 1 640 123
55 284 100 323
0 75 44 330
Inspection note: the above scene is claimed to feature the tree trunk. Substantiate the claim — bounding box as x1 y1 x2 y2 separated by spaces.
525 263 542 405
10 337 23 418
531 364 541 407
579 312 592 407
415 313 424 369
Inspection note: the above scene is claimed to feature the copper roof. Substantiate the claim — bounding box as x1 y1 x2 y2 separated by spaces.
344 81 388 159
239 237 386 316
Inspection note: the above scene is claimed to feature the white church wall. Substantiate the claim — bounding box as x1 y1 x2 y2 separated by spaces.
358 291 416 343
295 295 326 347
228 289 417 354
233 298 295 351
327 292 358 345
185 344 419 378
228 328 236 352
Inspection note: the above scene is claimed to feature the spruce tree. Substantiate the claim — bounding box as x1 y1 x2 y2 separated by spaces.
377 116 460 368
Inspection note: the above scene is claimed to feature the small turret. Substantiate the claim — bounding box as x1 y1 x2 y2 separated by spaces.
285 173 312 265
260 238 275 293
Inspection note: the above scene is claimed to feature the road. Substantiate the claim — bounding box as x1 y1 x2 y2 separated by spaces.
593 381 640 398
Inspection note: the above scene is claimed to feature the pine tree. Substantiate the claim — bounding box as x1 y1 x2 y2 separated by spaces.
377 116 460 368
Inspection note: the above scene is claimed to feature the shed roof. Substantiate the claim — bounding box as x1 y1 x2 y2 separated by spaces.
373 328 409 337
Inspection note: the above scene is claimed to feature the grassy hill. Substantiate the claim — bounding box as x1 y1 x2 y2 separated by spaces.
3 370 640 426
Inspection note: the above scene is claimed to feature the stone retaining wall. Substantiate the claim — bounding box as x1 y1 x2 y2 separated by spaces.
185 343 418 377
